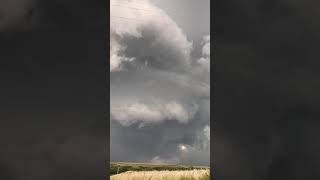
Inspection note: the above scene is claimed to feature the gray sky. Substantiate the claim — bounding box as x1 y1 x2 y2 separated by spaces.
110 0 210 165
151 0 210 40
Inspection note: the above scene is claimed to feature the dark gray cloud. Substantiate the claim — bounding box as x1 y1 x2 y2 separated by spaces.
110 0 210 165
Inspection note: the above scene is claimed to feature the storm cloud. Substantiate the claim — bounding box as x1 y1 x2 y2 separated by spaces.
110 0 210 165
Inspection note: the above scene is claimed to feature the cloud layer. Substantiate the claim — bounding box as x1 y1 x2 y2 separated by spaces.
110 0 210 165
111 100 199 127
110 0 192 72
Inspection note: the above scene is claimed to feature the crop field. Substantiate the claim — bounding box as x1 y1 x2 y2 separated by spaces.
110 162 210 180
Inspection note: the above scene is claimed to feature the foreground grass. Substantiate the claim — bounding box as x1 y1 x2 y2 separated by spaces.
110 169 210 180
110 162 209 176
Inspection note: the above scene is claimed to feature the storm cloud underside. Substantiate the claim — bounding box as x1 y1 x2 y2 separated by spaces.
110 0 210 165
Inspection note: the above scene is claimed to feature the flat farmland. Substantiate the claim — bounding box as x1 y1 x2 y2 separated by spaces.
110 162 210 180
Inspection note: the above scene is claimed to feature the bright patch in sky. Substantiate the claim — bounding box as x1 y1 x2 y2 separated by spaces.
179 144 187 151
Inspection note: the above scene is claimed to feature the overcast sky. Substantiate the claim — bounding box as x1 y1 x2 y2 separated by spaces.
110 0 210 165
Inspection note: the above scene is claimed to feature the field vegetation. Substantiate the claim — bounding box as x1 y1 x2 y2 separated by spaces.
110 169 209 180
110 162 210 180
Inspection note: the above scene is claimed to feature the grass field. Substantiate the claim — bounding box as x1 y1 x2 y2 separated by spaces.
110 162 210 180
